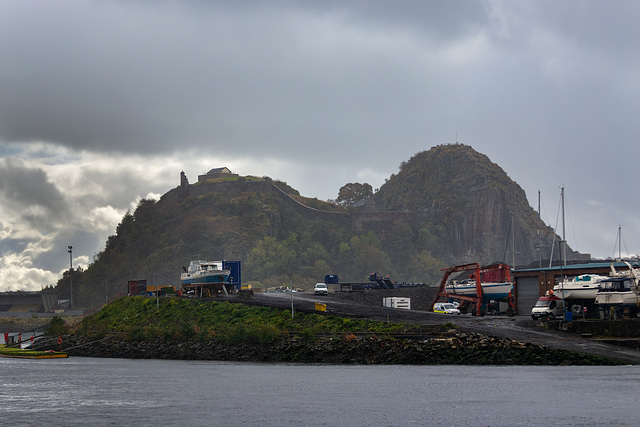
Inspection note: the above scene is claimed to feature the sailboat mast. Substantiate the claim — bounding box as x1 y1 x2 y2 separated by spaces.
561 186 566 267
618 225 622 260
511 212 515 268
538 190 542 268
560 186 566 320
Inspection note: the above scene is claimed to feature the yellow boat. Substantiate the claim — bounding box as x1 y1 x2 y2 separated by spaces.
0 346 68 359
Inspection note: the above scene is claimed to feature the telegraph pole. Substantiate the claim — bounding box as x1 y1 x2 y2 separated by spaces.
68 246 73 310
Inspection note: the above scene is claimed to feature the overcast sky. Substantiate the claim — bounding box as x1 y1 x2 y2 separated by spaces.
1 0 639 292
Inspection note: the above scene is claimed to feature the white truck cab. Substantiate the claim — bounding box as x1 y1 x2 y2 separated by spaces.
531 294 565 319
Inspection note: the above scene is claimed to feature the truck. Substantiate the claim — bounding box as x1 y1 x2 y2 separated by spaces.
531 293 565 319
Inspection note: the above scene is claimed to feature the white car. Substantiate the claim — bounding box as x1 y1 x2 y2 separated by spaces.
314 283 328 295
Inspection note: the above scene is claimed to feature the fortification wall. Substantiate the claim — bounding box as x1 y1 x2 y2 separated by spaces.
186 180 351 225
181 178 425 234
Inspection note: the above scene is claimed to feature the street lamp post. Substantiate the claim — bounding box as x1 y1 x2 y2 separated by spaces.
68 246 73 311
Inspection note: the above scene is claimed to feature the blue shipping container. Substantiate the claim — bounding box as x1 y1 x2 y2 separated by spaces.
325 274 339 284
223 261 242 290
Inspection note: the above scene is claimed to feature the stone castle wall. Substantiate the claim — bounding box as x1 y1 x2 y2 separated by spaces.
177 177 423 233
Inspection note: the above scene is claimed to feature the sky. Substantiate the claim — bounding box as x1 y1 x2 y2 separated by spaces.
1 0 639 292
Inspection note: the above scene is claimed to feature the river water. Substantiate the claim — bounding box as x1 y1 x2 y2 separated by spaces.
1 357 639 426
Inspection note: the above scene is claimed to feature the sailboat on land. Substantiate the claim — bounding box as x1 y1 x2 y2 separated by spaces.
553 274 609 299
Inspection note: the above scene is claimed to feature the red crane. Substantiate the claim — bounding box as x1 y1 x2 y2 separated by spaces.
431 263 514 316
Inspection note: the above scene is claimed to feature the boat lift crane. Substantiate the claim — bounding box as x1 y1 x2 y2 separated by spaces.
431 262 516 316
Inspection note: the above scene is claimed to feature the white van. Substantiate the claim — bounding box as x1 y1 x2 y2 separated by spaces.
433 302 461 315
531 295 565 319
314 283 328 295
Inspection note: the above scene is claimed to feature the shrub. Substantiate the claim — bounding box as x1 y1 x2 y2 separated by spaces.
442 322 459 330
45 316 69 336
300 328 317 343
128 327 146 342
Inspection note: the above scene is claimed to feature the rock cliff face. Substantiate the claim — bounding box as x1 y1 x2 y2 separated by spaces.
183 145 573 267
362 144 572 265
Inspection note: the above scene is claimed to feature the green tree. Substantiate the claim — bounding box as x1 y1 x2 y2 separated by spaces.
405 250 447 285
306 259 332 283
336 182 373 206
334 232 391 281
54 267 85 307
245 233 300 280
387 219 417 265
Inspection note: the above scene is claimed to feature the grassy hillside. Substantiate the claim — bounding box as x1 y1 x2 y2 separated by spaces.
73 297 424 343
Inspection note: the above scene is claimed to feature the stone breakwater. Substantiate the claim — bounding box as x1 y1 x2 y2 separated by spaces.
36 331 622 365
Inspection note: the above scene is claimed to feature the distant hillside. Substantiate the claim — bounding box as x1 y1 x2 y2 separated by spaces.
65 144 582 308
363 144 568 265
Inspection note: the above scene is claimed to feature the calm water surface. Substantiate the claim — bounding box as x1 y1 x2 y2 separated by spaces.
1 357 639 426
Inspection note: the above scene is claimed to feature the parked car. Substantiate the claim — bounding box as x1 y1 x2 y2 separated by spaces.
433 302 461 315
314 283 328 295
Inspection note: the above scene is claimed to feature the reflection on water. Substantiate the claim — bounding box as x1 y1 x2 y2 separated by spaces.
1 358 640 426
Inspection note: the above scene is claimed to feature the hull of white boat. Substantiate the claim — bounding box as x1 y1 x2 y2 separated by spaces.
181 271 230 286
595 292 640 307
181 260 230 286
445 282 512 300
553 275 608 300
553 287 601 300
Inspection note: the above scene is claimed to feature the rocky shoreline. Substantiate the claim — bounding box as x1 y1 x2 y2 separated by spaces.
35 330 624 365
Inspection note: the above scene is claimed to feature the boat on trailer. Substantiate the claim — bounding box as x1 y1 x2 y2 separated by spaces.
181 260 230 286
180 259 231 297
553 274 609 300
445 279 513 300
595 261 640 319
433 263 515 316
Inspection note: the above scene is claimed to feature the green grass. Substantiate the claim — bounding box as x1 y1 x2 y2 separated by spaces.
74 297 424 343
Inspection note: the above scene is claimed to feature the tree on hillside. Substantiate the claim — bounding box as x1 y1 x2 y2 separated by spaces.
54 267 85 307
405 250 447 285
335 232 392 281
336 182 373 206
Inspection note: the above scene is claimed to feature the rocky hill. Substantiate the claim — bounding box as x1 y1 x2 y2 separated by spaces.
65 144 581 308
361 144 565 265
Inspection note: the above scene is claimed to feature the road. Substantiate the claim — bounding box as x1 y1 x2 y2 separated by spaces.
226 290 640 364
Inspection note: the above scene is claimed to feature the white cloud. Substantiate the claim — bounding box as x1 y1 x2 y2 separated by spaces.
0 252 60 291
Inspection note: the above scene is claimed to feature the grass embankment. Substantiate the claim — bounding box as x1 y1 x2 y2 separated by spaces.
43 298 625 365
72 297 426 343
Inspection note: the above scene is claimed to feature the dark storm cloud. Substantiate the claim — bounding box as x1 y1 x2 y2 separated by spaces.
291 0 490 40
1 0 638 167
0 0 494 161
0 158 69 228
